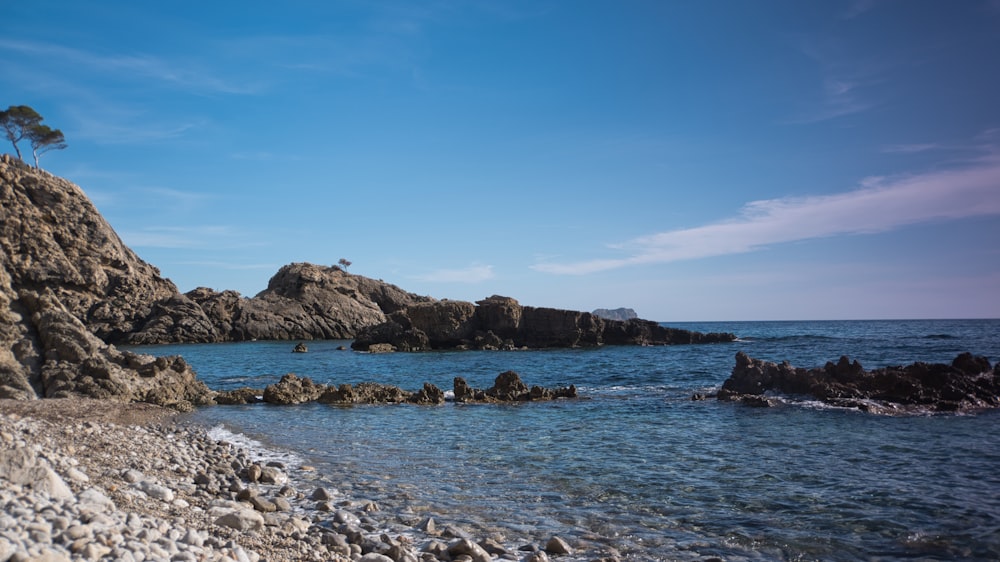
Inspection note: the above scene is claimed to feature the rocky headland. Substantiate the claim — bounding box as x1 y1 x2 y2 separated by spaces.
711 351 1000 414
351 295 735 352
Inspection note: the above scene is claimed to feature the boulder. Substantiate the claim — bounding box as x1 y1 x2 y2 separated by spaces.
214 387 263 405
0 446 73 499
453 371 576 403
718 351 1000 414
262 373 325 405
316 382 411 404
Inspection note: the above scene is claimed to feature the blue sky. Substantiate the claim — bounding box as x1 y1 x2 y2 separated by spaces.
3 0 999 321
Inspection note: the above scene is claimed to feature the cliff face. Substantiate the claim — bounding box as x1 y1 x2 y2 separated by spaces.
0 155 191 342
0 155 210 406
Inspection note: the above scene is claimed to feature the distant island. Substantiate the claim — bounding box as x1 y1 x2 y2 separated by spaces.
592 308 638 322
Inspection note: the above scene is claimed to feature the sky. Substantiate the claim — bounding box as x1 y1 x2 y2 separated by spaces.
2 0 999 321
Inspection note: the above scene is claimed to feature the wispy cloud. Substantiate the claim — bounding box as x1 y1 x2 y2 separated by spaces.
786 75 875 124
881 143 945 154
174 260 278 271
411 264 495 283
533 152 1000 275
0 38 261 95
119 226 237 249
841 0 880 20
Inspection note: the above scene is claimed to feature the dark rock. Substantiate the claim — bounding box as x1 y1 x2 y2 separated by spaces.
353 294 736 351
453 371 576 403
719 351 1000 414
317 382 412 405
410 382 446 405
214 387 262 405
262 373 325 405
292 342 308 353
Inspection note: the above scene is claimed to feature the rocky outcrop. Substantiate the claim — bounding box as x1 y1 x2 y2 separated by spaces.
352 295 735 351
453 371 577 403
592 307 638 322
131 263 435 344
212 372 571 406
716 351 1000 414
262 373 325 405
1 155 435 348
0 155 215 408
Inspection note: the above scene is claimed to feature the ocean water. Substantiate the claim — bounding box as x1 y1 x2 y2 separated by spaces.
128 319 1000 561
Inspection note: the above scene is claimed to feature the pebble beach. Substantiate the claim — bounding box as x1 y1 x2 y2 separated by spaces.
0 400 586 562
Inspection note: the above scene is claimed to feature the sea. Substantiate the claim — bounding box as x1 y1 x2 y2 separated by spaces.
127 319 1000 561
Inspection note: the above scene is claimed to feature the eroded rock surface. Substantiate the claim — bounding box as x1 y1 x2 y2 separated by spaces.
352 295 736 351
717 351 1000 414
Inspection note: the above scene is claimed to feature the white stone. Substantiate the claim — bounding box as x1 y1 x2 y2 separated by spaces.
137 480 174 502
214 510 264 533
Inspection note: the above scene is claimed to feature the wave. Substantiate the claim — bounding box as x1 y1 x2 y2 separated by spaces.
206 424 304 466
922 334 957 340
738 334 841 343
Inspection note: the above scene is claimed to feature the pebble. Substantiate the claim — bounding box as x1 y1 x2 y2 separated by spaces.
0 411 600 562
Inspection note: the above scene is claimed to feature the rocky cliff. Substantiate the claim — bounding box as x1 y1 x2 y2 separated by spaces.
0 156 434 347
351 295 736 351
0 155 210 407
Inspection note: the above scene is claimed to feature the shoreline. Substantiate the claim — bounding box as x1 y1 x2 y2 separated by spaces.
0 399 596 562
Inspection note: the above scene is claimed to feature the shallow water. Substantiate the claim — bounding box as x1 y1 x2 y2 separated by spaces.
130 319 1000 560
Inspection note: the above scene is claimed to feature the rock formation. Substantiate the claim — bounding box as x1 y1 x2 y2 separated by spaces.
592 307 638 322
716 351 1000 414
129 263 435 344
352 295 736 351
213 371 572 406
0 155 211 409
453 371 577 403
1 155 434 347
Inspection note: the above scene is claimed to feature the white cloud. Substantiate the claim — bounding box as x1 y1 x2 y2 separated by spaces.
120 226 236 249
411 265 495 283
533 153 1000 275
0 38 261 95
881 143 944 154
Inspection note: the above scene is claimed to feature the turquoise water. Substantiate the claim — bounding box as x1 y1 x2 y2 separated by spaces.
129 320 1000 560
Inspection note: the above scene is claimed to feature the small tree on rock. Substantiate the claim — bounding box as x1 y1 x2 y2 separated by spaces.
0 105 43 161
27 124 67 168
337 258 352 270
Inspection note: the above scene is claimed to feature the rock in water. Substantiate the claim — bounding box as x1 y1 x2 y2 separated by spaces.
353 295 736 351
718 351 1000 414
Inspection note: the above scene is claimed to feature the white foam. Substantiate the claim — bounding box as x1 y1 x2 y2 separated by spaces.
206 424 304 466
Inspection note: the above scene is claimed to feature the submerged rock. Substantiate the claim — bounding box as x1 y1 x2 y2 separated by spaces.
717 351 1000 414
